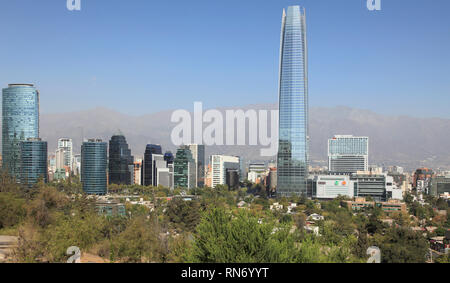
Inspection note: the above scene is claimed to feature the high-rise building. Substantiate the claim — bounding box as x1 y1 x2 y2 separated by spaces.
210 155 240 188
173 146 196 189
186 144 205 187
142 144 162 186
328 135 369 174
152 154 166 186
133 158 143 185
277 6 309 197
81 139 107 195
20 138 48 185
2 84 40 180
57 138 73 171
108 134 134 185
226 168 240 190
164 151 174 164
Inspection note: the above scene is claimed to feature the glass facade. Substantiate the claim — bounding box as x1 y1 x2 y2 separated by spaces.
20 138 48 185
108 134 134 185
328 135 369 173
2 84 39 180
81 139 107 195
277 6 309 197
173 146 195 189
142 144 162 186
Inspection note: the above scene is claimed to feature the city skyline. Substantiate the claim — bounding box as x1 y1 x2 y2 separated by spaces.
0 0 449 118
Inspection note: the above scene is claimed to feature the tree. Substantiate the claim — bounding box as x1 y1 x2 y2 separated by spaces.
187 208 299 263
376 227 428 263
0 193 26 229
165 198 201 232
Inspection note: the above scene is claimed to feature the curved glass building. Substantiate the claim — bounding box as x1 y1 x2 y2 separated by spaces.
108 134 133 185
277 6 309 197
81 139 107 195
20 138 48 185
2 84 39 180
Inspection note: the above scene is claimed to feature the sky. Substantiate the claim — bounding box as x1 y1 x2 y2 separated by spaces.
0 0 449 117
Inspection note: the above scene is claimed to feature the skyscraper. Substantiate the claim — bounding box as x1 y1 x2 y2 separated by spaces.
81 139 107 195
173 146 196 189
328 135 369 174
142 144 162 186
186 144 205 187
20 138 48 185
277 6 309 197
2 84 40 180
109 134 134 185
57 138 73 171
210 155 240 188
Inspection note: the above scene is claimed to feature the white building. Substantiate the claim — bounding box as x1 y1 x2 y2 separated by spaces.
313 175 354 199
186 144 205 187
210 155 240 188
328 135 369 174
57 138 73 171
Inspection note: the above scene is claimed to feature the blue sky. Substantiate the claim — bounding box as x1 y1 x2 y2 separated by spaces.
0 0 449 117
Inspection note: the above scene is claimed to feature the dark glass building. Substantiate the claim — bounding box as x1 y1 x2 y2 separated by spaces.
142 144 162 186
20 138 48 185
277 6 309 197
226 168 240 190
108 134 134 185
81 139 107 195
2 84 39 181
164 151 174 164
173 147 196 189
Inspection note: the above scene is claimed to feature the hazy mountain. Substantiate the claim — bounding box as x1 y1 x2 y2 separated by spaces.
3 104 449 171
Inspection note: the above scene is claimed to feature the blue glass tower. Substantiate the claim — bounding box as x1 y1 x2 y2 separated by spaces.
277 6 309 197
2 84 39 180
108 134 134 185
81 139 107 195
20 138 48 185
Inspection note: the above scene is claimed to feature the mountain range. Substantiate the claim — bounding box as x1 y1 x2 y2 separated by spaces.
3 104 449 171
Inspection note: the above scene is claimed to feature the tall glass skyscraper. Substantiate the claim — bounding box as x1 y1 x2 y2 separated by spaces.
277 6 309 197
81 139 107 195
108 134 134 185
173 146 196 189
20 138 48 185
142 144 162 186
2 84 40 180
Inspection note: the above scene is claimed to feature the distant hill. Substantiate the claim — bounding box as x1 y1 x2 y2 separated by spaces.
2 104 449 171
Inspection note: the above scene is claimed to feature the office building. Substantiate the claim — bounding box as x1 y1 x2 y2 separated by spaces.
133 158 142 185
20 138 48 185
247 163 266 183
81 139 107 195
173 147 196 189
430 176 450 197
186 144 205 187
210 155 240 188
312 175 354 199
152 153 167 186
328 135 369 174
57 138 73 171
108 134 134 185
277 6 309 197
413 168 433 193
2 84 39 181
142 144 162 186
351 173 400 202
226 169 240 190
